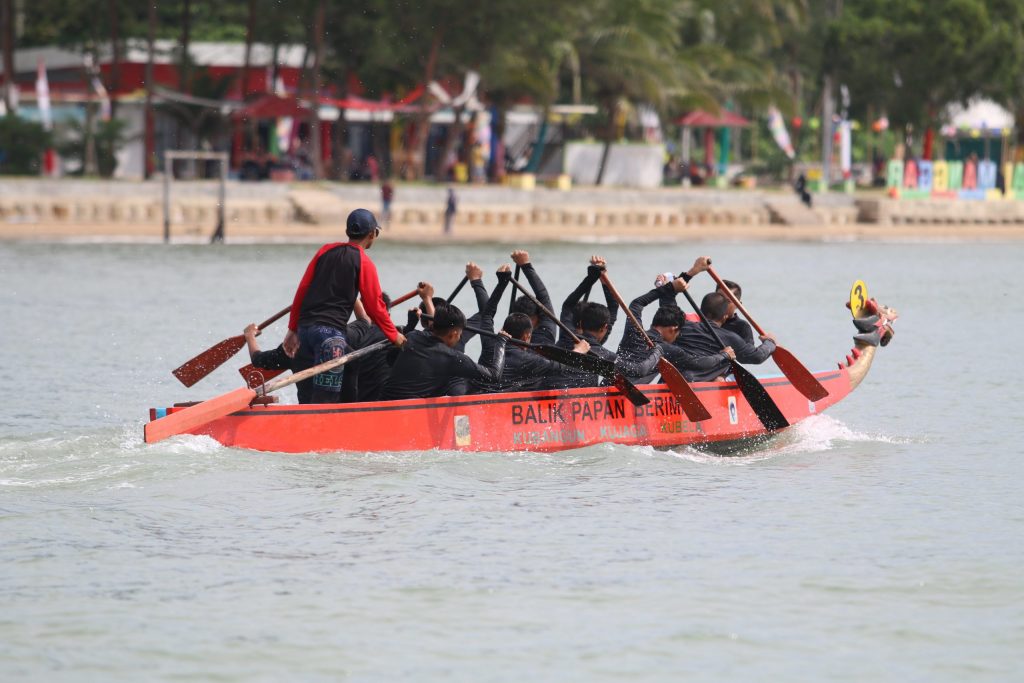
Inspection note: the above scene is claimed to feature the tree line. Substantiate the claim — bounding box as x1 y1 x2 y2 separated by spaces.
3 0 1024 178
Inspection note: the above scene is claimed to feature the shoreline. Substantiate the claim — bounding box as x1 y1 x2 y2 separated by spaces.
4 179 1024 243
3 219 1024 243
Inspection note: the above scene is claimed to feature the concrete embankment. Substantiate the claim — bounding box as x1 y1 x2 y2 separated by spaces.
2 178 1023 242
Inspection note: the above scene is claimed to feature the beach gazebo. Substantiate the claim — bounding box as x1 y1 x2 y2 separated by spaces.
941 98 1014 166
676 109 751 185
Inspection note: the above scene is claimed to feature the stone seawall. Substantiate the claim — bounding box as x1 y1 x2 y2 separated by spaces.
2 179 1023 241
856 197 1024 225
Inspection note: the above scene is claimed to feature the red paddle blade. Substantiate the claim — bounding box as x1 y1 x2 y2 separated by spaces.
771 345 829 402
238 364 286 389
172 335 246 387
145 386 256 443
658 358 712 422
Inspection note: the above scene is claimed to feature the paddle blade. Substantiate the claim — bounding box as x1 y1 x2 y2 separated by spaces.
730 362 789 432
658 358 711 422
172 335 246 387
531 344 609 375
238 364 286 389
771 346 829 402
144 386 256 444
610 373 650 407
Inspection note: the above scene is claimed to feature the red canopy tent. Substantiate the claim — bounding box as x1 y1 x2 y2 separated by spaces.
230 94 320 177
676 109 752 184
229 88 427 178
675 109 751 129
231 94 312 122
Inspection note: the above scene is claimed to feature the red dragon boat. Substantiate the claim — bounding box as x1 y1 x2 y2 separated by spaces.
145 294 896 454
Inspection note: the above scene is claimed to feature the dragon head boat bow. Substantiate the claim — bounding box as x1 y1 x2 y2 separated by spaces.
146 284 897 453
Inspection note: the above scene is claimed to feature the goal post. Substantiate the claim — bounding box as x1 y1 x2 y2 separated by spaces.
162 150 230 244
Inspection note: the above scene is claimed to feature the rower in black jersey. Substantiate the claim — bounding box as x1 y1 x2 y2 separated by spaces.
616 277 735 383
384 304 509 400
243 323 313 403
474 313 591 393
676 292 776 382
716 278 754 344
340 283 435 403
555 255 618 350
509 250 558 345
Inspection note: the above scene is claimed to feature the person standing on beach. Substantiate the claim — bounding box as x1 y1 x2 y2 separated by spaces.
444 188 457 235
380 180 394 226
283 208 406 403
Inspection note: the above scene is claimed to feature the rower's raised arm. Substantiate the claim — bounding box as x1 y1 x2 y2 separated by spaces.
557 261 603 345
618 282 671 354
483 265 512 321
459 262 491 350
476 265 513 366
515 251 556 345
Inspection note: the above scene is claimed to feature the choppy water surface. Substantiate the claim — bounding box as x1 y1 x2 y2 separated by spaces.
2 239 1022 681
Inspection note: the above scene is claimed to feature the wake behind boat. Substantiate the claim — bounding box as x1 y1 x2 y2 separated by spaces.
145 291 897 453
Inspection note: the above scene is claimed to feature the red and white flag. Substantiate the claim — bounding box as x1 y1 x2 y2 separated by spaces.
35 58 52 129
36 58 57 175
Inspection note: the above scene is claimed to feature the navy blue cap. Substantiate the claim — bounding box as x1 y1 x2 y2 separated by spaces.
346 208 380 237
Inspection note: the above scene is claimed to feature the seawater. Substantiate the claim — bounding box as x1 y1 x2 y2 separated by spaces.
2 240 1022 681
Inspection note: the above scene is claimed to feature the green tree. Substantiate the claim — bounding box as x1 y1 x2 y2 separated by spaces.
832 0 1024 151
58 117 128 177
572 0 697 182
0 115 51 175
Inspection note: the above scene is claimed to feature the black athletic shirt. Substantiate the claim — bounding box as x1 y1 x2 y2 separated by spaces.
616 283 725 382
340 320 390 402
384 330 507 400
250 344 313 404
722 314 754 344
675 322 775 382
288 242 398 342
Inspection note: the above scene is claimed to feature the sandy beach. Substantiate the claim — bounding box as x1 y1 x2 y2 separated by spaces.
3 179 1024 242
5 217 1024 243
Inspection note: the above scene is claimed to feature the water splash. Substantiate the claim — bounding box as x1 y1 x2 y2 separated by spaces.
660 414 911 465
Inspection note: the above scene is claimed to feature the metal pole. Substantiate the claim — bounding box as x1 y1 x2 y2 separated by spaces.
681 125 691 187
163 154 172 243
821 0 843 192
822 74 833 191
211 153 226 243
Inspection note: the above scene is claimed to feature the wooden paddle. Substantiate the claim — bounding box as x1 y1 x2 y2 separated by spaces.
678 287 789 432
507 264 521 315
460 322 617 378
507 277 649 407
146 340 392 444
236 287 418 389
386 288 419 309
706 267 828 402
446 276 469 304
599 273 711 422
172 306 291 388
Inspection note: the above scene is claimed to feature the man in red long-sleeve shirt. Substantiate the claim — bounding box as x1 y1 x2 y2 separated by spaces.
283 208 406 403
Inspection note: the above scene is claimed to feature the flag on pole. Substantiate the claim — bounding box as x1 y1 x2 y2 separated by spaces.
92 74 112 121
36 58 57 176
767 106 795 159
35 59 52 130
840 120 852 179
274 117 292 155
82 53 111 121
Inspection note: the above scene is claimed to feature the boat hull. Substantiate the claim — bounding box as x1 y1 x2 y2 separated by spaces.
149 366 854 453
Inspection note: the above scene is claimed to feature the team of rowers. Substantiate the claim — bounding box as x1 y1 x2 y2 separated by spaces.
243 208 778 404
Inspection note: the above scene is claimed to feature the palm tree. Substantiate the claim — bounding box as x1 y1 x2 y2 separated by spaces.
573 0 708 183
